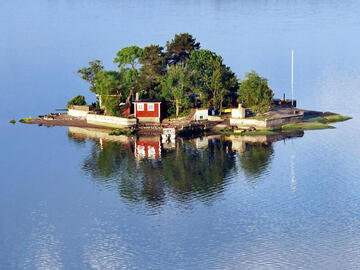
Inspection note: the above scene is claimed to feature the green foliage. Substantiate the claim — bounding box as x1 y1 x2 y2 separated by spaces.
94 71 125 116
188 50 238 113
161 65 192 116
113 46 143 104
114 46 143 69
95 71 123 96
89 101 100 111
166 33 200 67
282 122 334 131
67 95 87 107
9 119 16 124
102 96 122 116
19 117 34 123
138 45 166 99
109 128 134 136
324 114 351 123
238 70 274 114
77 34 272 117
78 60 104 93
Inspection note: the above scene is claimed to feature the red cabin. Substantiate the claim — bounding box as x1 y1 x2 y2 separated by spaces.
133 101 161 123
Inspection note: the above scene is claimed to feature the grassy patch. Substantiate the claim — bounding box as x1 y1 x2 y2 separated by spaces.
282 122 334 131
305 114 351 124
19 117 34 123
216 128 277 136
9 119 16 124
324 114 352 123
304 117 328 124
216 129 233 135
109 128 134 136
244 129 277 135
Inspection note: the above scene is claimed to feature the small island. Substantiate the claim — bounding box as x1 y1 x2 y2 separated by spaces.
19 33 351 138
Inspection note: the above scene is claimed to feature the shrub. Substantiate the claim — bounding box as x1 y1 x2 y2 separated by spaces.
109 129 133 136
67 95 86 107
19 117 34 123
103 96 122 116
238 70 274 114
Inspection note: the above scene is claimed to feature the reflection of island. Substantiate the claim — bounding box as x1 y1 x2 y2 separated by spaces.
229 130 303 180
68 127 303 207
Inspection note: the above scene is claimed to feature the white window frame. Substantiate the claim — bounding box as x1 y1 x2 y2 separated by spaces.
147 103 155 111
137 103 144 111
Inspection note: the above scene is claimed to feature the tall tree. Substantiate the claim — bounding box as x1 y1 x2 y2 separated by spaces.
113 46 143 70
210 57 238 115
166 33 200 67
113 46 143 103
77 60 104 93
161 65 193 117
238 70 274 113
138 45 166 99
95 70 125 116
188 50 238 112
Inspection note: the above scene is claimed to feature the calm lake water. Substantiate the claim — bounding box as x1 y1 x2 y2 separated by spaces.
1 0 360 269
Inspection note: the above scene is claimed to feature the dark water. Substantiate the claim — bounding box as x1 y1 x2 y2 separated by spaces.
1 0 360 269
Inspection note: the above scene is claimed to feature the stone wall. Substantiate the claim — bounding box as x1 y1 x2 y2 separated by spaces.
265 115 302 128
230 114 303 129
68 106 90 118
86 114 137 128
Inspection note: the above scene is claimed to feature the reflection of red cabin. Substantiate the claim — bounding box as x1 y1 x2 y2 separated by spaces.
135 137 161 159
133 101 161 123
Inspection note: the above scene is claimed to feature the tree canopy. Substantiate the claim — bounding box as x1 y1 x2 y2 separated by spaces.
77 33 275 116
166 33 200 67
238 70 274 113
188 50 238 113
77 60 104 93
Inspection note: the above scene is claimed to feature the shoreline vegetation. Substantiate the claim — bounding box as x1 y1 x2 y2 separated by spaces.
14 32 351 137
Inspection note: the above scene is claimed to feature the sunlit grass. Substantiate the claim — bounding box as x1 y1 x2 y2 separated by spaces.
324 114 352 123
19 117 34 123
282 122 334 131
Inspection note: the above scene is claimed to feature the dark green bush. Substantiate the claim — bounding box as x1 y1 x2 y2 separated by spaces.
67 95 87 107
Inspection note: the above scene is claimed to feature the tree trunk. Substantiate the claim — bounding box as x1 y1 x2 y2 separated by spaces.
126 88 134 104
176 99 179 117
219 97 223 116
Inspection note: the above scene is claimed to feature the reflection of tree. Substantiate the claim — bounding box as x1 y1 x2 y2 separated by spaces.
77 136 237 206
82 141 143 203
238 143 274 180
160 139 236 201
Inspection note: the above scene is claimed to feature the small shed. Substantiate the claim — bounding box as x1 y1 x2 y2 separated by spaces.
231 105 246 119
133 100 161 123
193 109 208 121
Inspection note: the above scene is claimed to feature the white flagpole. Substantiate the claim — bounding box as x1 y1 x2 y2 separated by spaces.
291 49 294 107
